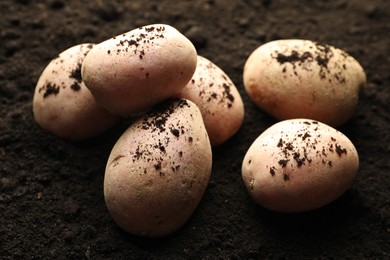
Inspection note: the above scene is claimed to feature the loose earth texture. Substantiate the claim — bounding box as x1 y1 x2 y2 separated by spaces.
0 0 389 259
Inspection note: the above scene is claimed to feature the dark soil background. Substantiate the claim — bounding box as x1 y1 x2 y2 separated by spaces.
1 0 389 259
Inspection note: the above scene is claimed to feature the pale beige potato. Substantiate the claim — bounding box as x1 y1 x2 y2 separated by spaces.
242 119 359 212
177 55 244 146
104 99 212 237
82 24 197 116
33 43 119 141
243 39 367 127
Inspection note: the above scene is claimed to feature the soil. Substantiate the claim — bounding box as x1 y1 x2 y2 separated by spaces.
1 0 389 259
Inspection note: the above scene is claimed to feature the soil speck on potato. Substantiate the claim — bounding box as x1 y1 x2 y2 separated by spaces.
278 159 289 167
40 83 60 98
335 144 347 156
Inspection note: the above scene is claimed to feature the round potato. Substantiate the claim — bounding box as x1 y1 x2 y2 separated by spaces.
243 39 366 126
104 98 212 237
177 55 244 146
242 119 359 212
82 24 197 116
33 43 119 141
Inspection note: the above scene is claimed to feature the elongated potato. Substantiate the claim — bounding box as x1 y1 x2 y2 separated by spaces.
82 24 197 116
104 99 212 237
242 119 359 212
243 39 366 126
177 55 244 146
33 43 119 141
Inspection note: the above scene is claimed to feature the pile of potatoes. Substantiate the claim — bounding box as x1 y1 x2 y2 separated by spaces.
33 24 244 237
33 23 366 237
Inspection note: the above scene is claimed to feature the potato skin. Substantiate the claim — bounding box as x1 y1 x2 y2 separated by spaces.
82 24 197 116
33 43 119 141
242 119 359 212
177 55 244 146
104 99 212 237
243 39 366 127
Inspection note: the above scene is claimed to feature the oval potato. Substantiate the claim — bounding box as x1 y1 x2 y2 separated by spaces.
242 119 359 212
243 39 366 126
104 98 212 237
177 55 244 146
33 43 119 141
82 24 197 116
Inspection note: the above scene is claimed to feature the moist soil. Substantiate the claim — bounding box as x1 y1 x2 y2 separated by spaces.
1 0 389 259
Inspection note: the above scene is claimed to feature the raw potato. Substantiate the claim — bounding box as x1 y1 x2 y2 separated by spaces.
82 24 197 116
104 99 212 237
242 119 359 212
177 55 244 146
33 43 119 141
243 39 367 126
